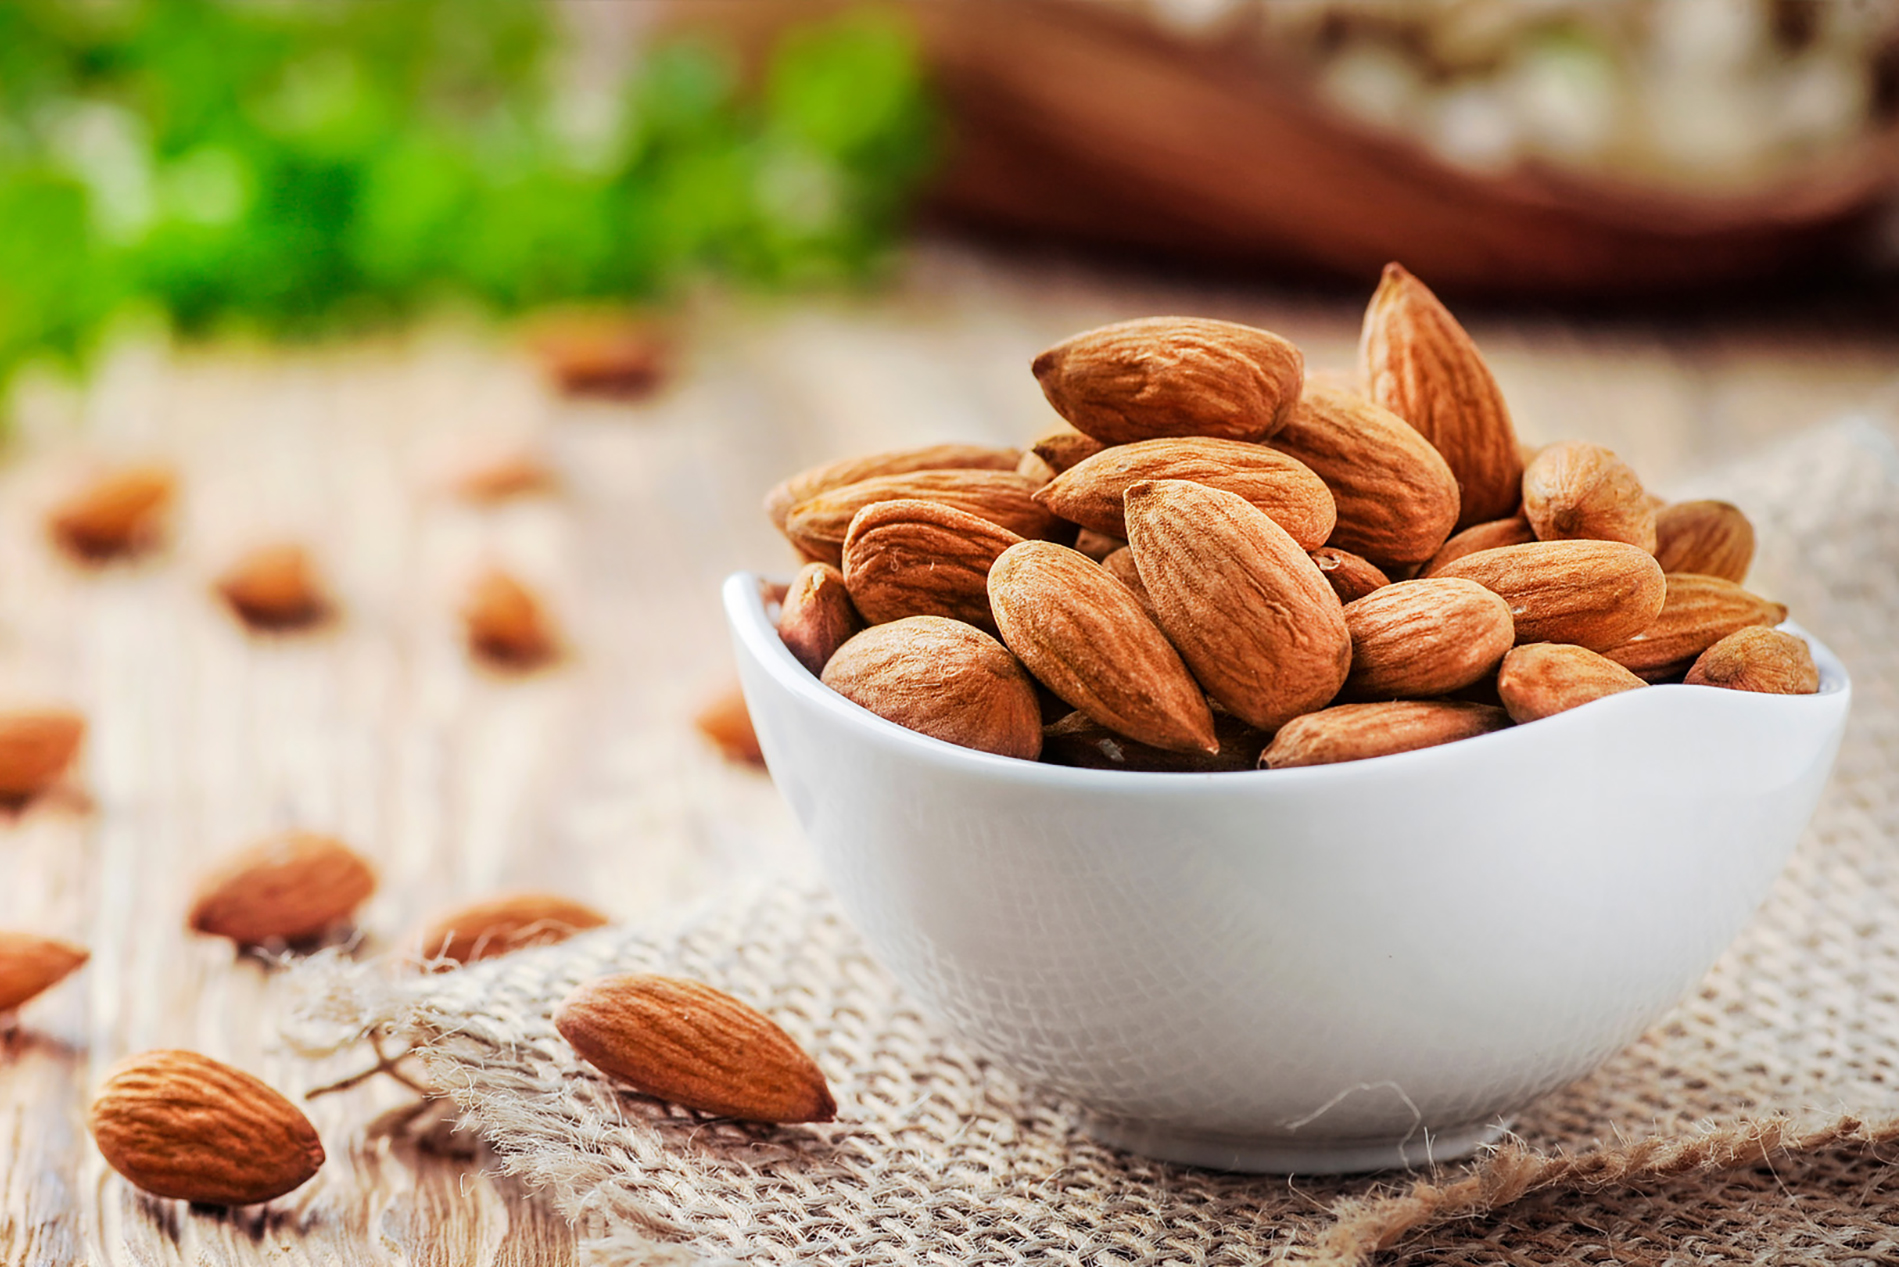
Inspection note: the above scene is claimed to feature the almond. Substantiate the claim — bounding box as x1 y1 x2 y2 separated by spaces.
1521 441 1657 551
1653 500 1755 582
783 470 1055 567
1260 701 1510 768
1270 380 1460 566
188 831 377 947
841 500 1024 629
777 563 863 675
1031 427 1109 474
1310 547 1390 604
1342 578 1514 699
527 316 668 399
1072 529 1125 562
412 892 609 967
216 543 329 630
694 683 764 766
89 1050 324 1205
1432 540 1666 650
1496 643 1647 722
1032 317 1303 445
0 708 85 801
1035 437 1336 548
1360 263 1522 529
1016 449 1058 488
1042 708 1266 773
1603 574 1788 681
452 451 557 502
554 973 835 1123
1099 547 1158 621
821 616 1042 759
1421 515 1535 577
0 932 88 1011
764 444 1021 532
988 541 1218 754
49 464 176 560
1685 626 1820 695
463 568 559 667
1124 480 1351 732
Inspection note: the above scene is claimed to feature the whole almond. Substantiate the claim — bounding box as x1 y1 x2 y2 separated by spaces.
1496 642 1648 722
1603 574 1788 681
821 617 1042 759
1521 441 1657 551
1031 427 1109 474
777 562 863 675
1421 515 1536 577
0 932 88 1011
554 973 835 1123
1032 317 1303 445
89 1050 324 1205
1433 540 1666 650
0 708 85 800
784 470 1056 567
413 892 609 967
694 683 764 766
1099 547 1158 621
1124 480 1351 732
841 499 1024 629
988 541 1218 754
1270 380 1460 566
1310 547 1390 604
452 450 556 502
216 543 328 630
188 832 377 947
1036 437 1336 548
1261 700 1510 768
49 464 176 560
1360 263 1522 529
1042 708 1266 773
1653 500 1755 582
1342 578 1515 699
764 444 1021 532
528 316 669 399
1685 626 1820 694
463 568 559 667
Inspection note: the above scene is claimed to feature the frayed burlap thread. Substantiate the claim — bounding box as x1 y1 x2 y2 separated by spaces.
297 413 1899 1265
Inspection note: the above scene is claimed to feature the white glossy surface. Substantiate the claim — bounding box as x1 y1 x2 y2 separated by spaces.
725 572 1851 1173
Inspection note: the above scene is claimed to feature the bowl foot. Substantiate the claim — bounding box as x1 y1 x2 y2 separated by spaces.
1081 1113 1512 1174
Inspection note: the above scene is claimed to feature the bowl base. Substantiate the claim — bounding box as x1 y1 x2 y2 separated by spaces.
1082 1113 1512 1174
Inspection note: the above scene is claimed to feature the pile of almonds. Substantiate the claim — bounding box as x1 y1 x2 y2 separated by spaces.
763 265 1818 772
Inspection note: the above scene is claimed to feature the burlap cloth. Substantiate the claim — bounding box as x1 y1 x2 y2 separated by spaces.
299 412 1899 1264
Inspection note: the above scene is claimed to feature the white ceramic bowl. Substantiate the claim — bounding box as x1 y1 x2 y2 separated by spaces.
724 573 1850 1173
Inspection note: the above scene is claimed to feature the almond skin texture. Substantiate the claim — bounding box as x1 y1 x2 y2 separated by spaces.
1261 700 1510 768
49 464 176 560
1035 437 1336 548
1421 515 1536 577
89 1050 325 1205
1521 441 1657 551
1072 529 1125 562
0 932 88 1011
694 684 764 766
764 444 1021 532
413 892 608 967
555 973 836 1123
1032 317 1303 445
463 569 559 667
216 543 328 630
1270 381 1460 566
1603 573 1789 681
784 470 1057 567
1360 264 1522 530
1685 626 1820 694
1099 547 1158 621
1030 427 1108 474
1124 480 1351 732
777 563 863 675
821 617 1042 759
988 541 1218 754
1016 449 1057 488
842 500 1024 630
1654 500 1755 582
1342 578 1515 699
1433 540 1667 650
1042 709 1266 773
0 709 85 800
188 832 377 947
1496 643 1648 723
1310 548 1390 604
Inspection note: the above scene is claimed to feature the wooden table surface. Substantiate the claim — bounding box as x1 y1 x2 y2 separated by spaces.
1 243 1893 1264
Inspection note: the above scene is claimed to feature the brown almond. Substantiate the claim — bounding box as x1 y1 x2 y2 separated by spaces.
777 563 863 675
1099 547 1158 622
1042 708 1266 773
188 831 377 947
1360 263 1522 529
1033 317 1303 445
1016 449 1057 488
413 892 609 967
554 973 835 1123
49 464 176 560
1433 540 1666 650
1124 480 1351 732
1031 427 1109 474
0 932 88 1011
1603 574 1788 681
784 470 1056 567
452 451 557 502
1496 643 1647 723
1262 701 1510 768
1036 437 1336 548
988 541 1218 754
1310 548 1390 604
821 617 1042 759
1342 578 1515 699
1072 529 1125 562
841 500 1024 629
0 709 85 801
1421 516 1536 577
463 568 559 667
527 316 668 399
216 544 329 630
694 683 764 766
1270 380 1460 566
1521 441 1657 551
1654 500 1755 582
1685 626 1820 695
764 444 1021 532
89 1050 324 1205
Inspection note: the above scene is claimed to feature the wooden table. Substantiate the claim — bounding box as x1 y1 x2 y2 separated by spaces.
1 242 1892 1264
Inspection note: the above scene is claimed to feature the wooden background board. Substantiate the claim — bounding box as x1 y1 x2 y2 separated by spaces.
0 243 1893 1264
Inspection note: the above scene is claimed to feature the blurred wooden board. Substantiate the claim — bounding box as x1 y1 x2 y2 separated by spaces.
0 241 1892 1263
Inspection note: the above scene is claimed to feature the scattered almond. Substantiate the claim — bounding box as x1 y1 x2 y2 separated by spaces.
1310 547 1391 604
841 499 1023 629
1496 643 1648 723
821 617 1042 759
1421 515 1536 577
1521 441 1657 551
1653 500 1755 582
216 543 328 630
1342 578 1514 699
695 683 765 766
48 464 176 560
1685 626 1819 694
1433 540 1666 650
0 932 88 1011
453 451 557 502
764 444 1021 533
463 568 560 667
777 563 863 675
412 892 609 967
782 469 1056 567
1603 573 1788 681
527 316 669 399
1262 700 1510 767
187 831 377 947
0 709 85 801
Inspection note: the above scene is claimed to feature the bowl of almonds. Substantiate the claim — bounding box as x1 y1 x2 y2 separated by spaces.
724 265 1850 1173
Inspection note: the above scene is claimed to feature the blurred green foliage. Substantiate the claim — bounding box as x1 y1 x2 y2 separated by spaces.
0 0 936 387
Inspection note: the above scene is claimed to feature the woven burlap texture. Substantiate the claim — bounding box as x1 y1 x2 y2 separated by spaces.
301 412 1899 1265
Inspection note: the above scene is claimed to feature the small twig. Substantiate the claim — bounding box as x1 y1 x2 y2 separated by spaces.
306 1032 432 1100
